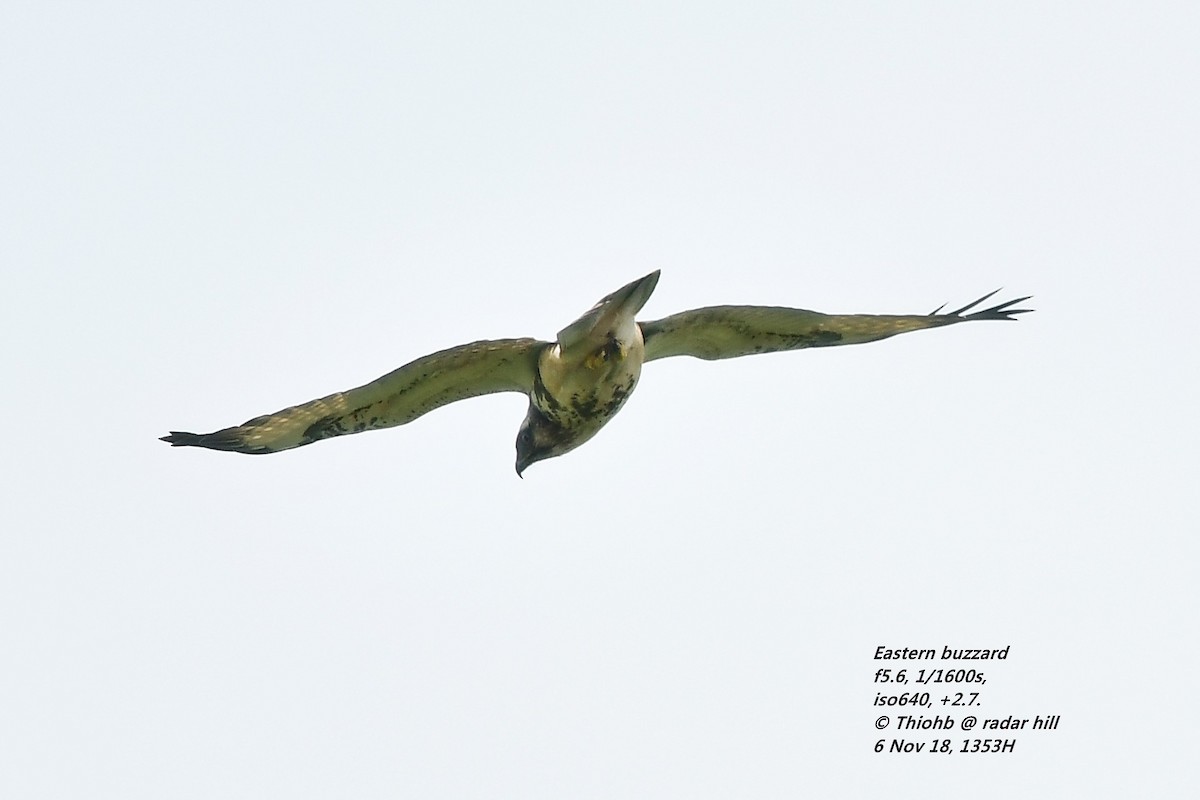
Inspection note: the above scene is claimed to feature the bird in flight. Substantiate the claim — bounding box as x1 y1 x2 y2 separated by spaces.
162 271 1031 474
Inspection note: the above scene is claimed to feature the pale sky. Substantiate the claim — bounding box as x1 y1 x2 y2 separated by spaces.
2 2 1197 797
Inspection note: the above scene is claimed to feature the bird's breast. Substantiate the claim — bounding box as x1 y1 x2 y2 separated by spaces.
533 329 646 436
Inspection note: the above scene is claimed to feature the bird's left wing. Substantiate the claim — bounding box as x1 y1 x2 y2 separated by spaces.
640 291 1032 362
162 338 546 454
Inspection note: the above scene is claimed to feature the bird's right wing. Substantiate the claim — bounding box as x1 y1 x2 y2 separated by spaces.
162 338 547 454
640 292 1032 362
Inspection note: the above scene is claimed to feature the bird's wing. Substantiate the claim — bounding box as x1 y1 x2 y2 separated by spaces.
640 291 1032 362
162 338 547 454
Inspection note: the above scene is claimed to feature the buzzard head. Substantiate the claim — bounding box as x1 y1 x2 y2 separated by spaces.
515 405 576 477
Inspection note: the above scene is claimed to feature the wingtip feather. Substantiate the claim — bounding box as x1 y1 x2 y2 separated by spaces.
161 431 202 447
930 291 1034 322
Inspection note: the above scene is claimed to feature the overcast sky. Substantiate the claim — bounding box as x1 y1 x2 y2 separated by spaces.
2 2 1197 797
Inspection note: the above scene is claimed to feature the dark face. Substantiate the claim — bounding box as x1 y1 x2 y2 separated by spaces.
514 406 575 477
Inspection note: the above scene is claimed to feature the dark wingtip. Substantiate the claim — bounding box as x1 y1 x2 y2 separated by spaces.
160 428 272 454
161 431 203 447
930 290 1035 322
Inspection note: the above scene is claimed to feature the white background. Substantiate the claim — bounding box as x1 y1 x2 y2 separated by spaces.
3 1 1197 797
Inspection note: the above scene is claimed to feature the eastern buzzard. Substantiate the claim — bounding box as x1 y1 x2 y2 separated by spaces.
162 272 1032 474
